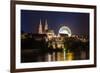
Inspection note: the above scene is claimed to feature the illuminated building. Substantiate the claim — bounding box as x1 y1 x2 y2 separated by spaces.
38 19 43 34
21 19 89 62
36 19 75 61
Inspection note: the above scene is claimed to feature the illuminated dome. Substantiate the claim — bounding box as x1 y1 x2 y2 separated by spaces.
59 26 72 37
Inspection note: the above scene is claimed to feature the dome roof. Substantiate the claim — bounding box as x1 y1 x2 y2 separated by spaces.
59 26 72 37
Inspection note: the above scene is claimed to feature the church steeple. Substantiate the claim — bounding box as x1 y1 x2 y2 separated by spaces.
38 19 43 34
44 19 48 31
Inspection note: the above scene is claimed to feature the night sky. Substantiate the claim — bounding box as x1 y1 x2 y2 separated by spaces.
21 10 89 35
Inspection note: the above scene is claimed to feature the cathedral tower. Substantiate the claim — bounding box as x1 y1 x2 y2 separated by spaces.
44 19 48 31
38 19 43 34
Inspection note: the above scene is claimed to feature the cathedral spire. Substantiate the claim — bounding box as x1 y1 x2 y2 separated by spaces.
44 19 48 31
38 19 43 34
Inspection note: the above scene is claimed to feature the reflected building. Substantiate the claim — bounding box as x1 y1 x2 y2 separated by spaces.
37 19 89 61
21 19 89 62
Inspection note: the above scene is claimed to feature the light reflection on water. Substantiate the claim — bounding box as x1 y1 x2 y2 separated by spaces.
44 51 86 61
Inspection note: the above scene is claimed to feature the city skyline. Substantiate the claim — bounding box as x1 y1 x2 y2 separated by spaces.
21 10 89 35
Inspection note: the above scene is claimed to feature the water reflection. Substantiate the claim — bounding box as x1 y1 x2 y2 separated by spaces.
21 34 89 62
42 49 86 62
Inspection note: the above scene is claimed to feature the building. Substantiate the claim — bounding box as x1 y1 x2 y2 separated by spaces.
36 19 75 61
21 19 89 62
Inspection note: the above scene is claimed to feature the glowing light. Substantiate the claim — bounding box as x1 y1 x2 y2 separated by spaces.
59 26 72 37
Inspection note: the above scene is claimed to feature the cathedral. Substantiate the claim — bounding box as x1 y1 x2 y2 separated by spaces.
21 19 89 62
38 19 55 40
38 19 72 41
38 19 49 34
36 19 74 61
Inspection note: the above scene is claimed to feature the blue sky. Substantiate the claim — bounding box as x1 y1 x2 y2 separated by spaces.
21 10 89 35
